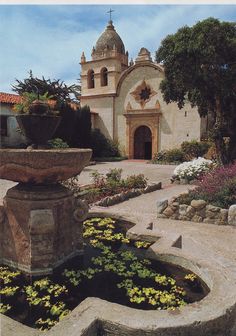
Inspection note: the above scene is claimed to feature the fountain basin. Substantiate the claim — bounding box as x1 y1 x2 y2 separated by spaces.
0 148 92 184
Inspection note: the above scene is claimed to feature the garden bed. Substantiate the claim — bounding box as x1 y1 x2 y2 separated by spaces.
63 168 161 206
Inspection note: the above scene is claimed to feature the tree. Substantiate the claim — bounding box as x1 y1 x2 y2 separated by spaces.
12 70 81 104
156 18 236 164
54 104 91 148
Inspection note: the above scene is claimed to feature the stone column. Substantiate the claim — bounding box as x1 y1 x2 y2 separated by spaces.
1 184 88 275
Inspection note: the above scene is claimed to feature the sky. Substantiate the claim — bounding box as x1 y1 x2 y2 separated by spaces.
0 4 236 93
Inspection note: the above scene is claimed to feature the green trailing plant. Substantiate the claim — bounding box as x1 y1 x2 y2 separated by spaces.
0 266 21 285
48 138 69 149
0 303 11 314
134 241 152 249
13 91 56 115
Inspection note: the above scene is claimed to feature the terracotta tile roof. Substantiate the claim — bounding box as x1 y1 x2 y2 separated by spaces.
0 92 22 104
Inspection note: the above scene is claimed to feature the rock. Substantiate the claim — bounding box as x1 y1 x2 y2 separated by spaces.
144 182 162 193
206 204 221 212
186 206 195 218
179 204 188 216
179 215 189 221
218 209 228 225
163 206 174 217
156 214 167 219
169 202 179 211
179 178 189 185
228 205 236 226
170 214 180 220
192 215 203 223
191 200 207 210
203 218 217 224
205 210 219 219
156 199 168 214
195 208 206 218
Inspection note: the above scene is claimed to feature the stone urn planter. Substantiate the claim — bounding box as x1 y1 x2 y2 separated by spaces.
16 99 61 147
16 114 61 147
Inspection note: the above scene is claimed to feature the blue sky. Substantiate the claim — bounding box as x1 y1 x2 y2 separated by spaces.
0 4 236 93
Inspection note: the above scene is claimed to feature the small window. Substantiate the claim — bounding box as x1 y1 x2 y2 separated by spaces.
100 67 108 87
0 115 8 136
184 111 187 117
87 69 95 89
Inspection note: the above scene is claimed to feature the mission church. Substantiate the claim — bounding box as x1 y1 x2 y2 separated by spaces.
0 18 203 154
80 18 202 159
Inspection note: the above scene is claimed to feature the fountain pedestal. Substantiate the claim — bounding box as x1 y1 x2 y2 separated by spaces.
0 149 92 275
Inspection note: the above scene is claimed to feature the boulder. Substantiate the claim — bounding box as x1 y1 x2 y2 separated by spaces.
228 205 236 226
179 204 188 216
163 206 174 217
191 199 207 210
192 215 203 223
206 204 221 212
156 199 168 214
170 202 179 210
218 209 229 225
186 206 195 218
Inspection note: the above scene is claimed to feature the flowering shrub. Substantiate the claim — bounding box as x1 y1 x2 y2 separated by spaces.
172 157 214 182
177 162 236 208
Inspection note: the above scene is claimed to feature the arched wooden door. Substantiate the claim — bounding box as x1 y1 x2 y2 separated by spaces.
134 126 152 159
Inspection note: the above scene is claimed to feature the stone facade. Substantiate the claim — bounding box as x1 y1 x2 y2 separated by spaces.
80 21 201 159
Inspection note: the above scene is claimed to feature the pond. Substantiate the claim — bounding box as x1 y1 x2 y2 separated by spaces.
0 217 209 331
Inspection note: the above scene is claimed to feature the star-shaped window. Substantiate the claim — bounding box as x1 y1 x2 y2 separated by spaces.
131 80 157 108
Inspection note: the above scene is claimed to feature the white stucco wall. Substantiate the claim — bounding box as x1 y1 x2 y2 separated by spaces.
80 97 114 139
114 63 201 154
0 104 27 147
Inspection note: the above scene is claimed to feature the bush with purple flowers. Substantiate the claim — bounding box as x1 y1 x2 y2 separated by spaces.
180 163 236 208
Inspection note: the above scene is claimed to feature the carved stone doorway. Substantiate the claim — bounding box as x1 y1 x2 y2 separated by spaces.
134 126 152 159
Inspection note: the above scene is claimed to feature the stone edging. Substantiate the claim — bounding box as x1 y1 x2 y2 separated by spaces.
157 198 236 226
94 182 162 207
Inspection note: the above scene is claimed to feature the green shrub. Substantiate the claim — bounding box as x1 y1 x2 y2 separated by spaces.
181 140 210 160
125 174 148 189
90 129 120 158
165 149 184 163
152 151 167 163
106 168 122 183
152 149 184 164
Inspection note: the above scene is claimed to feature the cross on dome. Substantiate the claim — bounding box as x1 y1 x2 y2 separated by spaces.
107 8 114 22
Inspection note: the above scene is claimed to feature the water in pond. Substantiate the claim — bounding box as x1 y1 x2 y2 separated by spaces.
0 217 209 331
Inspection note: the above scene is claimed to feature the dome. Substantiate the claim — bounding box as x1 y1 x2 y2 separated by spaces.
95 20 125 55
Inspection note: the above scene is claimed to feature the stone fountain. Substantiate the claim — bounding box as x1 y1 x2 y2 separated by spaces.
0 100 92 275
